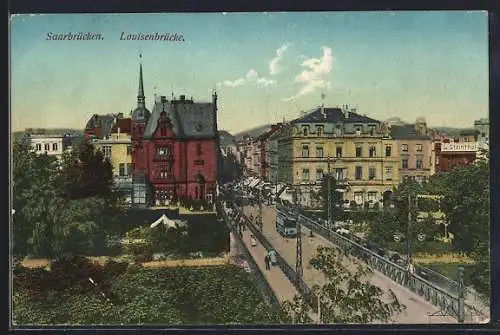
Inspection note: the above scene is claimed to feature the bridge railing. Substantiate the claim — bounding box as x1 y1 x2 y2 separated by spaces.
218 204 281 311
297 212 487 322
231 205 314 308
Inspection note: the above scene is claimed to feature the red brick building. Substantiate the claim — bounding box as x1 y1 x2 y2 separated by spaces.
130 61 219 206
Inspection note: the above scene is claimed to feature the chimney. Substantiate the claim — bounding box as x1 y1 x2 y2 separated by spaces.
179 94 186 101
160 96 167 103
343 104 349 119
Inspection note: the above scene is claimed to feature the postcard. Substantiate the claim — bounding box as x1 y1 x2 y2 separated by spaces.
10 11 490 327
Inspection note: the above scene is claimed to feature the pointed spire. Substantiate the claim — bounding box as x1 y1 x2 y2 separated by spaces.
137 54 145 108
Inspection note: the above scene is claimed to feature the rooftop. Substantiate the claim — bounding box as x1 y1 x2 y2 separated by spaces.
390 124 431 140
290 107 380 125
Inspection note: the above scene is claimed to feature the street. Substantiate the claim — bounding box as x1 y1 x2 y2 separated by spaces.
243 204 457 324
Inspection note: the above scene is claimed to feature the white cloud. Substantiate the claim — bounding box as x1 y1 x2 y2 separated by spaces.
269 43 290 75
219 78 245 87
293 46 334 97
256 77 276 86
219 68 276 88
246 69 258 81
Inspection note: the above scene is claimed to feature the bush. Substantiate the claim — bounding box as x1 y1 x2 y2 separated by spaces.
134 252 153 263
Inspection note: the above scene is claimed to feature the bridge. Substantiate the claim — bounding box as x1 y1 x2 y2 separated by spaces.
216 198 488 324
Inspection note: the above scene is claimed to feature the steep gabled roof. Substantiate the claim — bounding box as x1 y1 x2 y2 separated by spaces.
84 114 116 138
290 107 380 125
143 99 216 139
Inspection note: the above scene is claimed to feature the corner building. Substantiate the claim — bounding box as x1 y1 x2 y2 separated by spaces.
130 61 219 206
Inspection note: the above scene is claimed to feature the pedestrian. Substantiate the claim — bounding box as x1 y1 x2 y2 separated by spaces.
250 235 257 247
264 255 270 270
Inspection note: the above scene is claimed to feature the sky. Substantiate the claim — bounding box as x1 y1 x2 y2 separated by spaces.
10 11 489 134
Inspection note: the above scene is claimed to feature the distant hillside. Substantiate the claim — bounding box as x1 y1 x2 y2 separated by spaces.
233 124 272 142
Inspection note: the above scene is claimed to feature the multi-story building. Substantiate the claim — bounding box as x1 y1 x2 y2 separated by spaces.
23 128 75 162
277 105 400 208
432 131 478 174
268 128 282 186
389 117 433 183
130 61 219 207
92 118 133 203
474 118 489 154
255 123 283 182
219 131 236 158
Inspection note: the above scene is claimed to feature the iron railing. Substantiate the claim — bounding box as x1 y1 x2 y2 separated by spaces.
233 205 314 307
218 203 281 310
296 212 488 322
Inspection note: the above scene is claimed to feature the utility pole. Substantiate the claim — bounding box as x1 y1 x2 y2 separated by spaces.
406 194 412 264
294 185 303 284
327 156 332 229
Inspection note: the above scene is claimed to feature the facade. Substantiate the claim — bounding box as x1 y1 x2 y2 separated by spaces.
432 140 478 173
219 131 236 157
258 124 283 182
268 129 282 185
390 117 433 183
277 105 400 208
24 129 74 161
474 118 489 154
130 61 219 207
93 118 133 203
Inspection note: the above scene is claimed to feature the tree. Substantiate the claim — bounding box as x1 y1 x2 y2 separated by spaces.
59 142 114 200
366 211 402 249
282 247 406 324
220 152 243 184
317 175 345 221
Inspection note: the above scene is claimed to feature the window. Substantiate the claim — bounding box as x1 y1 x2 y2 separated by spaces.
367 192 377 203
385 167 393 180
401 144 408 152
303 126 309 136
52 143 58 151
44 144 50 151
316 146 324 158
402 157 409 169
335 124 342 136
416 157 423 169
194 159 205 165
119 163 125 176
416 144 423 152
354 192 363 205
355 126 362 136
355 166 362 180
336 146 342 158
126 163 133 175
316 169 324 181
369 145 376 157
302 145 309 158
335 168 343 181
316 125 323 136
157 146 169 156
302 169 310 182
127 145 132 155
369 126 376 136
196 143 203 155
355 145 362 158
35 144 42 151
102 146 112 159
385 146 392 157
368 167 376 180
464 137 469 142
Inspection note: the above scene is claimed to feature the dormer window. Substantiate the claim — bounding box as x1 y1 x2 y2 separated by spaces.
355 126 362 136
369 125 376 136
316 125 324 136
303 126 309 136
335 124 342 136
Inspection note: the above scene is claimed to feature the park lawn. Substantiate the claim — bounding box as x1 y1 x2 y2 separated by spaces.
422 262 476 287
13 264 284 325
